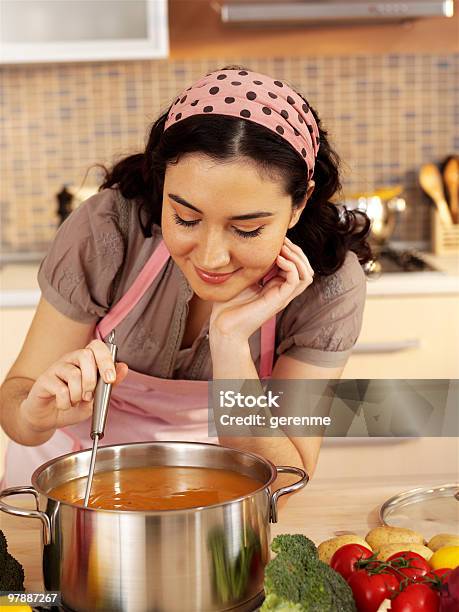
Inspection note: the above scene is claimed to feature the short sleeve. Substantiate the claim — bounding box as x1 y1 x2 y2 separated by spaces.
37 189 125 323
276 251 367 368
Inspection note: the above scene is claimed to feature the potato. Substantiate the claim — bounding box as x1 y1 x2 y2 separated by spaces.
365 526 424 550
318 534 372 565
427 533 459 552
376 543 433 562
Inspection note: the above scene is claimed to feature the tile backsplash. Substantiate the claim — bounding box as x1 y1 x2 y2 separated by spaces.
1 54 458 253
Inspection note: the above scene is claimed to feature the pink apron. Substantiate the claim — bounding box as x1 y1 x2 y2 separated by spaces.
1 240 276 488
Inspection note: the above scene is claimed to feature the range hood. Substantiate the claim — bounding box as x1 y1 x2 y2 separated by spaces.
220 1 454 26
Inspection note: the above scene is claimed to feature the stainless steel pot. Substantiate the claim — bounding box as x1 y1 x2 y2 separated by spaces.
341 186 407 247
0 441 308 612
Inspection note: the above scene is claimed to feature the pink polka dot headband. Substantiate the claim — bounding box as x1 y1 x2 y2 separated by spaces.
164 68 320 180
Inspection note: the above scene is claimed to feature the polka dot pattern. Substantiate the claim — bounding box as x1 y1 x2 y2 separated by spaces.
164 68 320 176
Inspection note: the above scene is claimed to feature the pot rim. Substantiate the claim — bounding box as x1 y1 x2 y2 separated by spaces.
31 440 278 515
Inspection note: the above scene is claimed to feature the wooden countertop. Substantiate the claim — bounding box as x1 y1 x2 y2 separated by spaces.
1 471 455 593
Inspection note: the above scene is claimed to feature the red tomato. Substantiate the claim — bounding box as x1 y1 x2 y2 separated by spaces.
347 569 400 612
386 551 431 582
423 568 453 590
431 568 453 582
390 583 439 612
330 544 374 581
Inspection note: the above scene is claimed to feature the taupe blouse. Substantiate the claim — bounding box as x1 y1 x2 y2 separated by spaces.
37 188 367 381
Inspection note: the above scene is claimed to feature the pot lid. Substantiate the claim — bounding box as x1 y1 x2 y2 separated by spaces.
380 483 459 540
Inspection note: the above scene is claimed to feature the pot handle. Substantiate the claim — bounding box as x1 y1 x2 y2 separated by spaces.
0 486 51 545
270 466 309 523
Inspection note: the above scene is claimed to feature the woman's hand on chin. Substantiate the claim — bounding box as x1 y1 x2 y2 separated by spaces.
209 236 314 342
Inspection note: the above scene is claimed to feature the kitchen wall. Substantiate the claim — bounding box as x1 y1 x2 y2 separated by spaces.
1 6 458 253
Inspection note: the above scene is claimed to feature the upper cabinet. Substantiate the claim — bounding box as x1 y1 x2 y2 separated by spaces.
168 0 458 58
0 0 169 64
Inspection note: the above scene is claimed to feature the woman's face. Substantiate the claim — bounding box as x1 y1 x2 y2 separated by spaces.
161 153 310 302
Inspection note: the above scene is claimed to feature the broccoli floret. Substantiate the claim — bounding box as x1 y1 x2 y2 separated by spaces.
0 529 7 562
263 555 335 611
308 561 356 612
262 592 305 611
261 534 356 612
264 554 306 603
0 552 25 591
0 530 25 592
270 534 318 564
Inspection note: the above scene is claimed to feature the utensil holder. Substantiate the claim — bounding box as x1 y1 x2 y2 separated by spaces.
431 209 459 254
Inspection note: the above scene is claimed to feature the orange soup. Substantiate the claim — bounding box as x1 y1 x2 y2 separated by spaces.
49 465 263 511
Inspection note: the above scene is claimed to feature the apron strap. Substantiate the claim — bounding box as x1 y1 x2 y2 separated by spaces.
97 239 170 339
260 315 276 380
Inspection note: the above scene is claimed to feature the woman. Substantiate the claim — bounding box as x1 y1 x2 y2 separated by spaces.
0 66 371 490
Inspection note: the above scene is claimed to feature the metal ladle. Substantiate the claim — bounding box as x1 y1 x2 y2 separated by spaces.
83 330 118 507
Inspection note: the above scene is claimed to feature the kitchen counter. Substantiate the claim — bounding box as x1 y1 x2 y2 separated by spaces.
0 264 40 308
1 470 456 594
366 251 459 296
1 252 459 307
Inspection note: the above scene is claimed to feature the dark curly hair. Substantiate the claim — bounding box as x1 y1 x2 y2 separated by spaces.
98 66 372 275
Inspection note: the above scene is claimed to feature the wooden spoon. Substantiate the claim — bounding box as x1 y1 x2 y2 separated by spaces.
443 157 459 223
419 163 453 225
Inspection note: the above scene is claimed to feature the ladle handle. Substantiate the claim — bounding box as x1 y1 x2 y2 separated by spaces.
269 465 309 523
91 331 118 439
0 486 52 545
